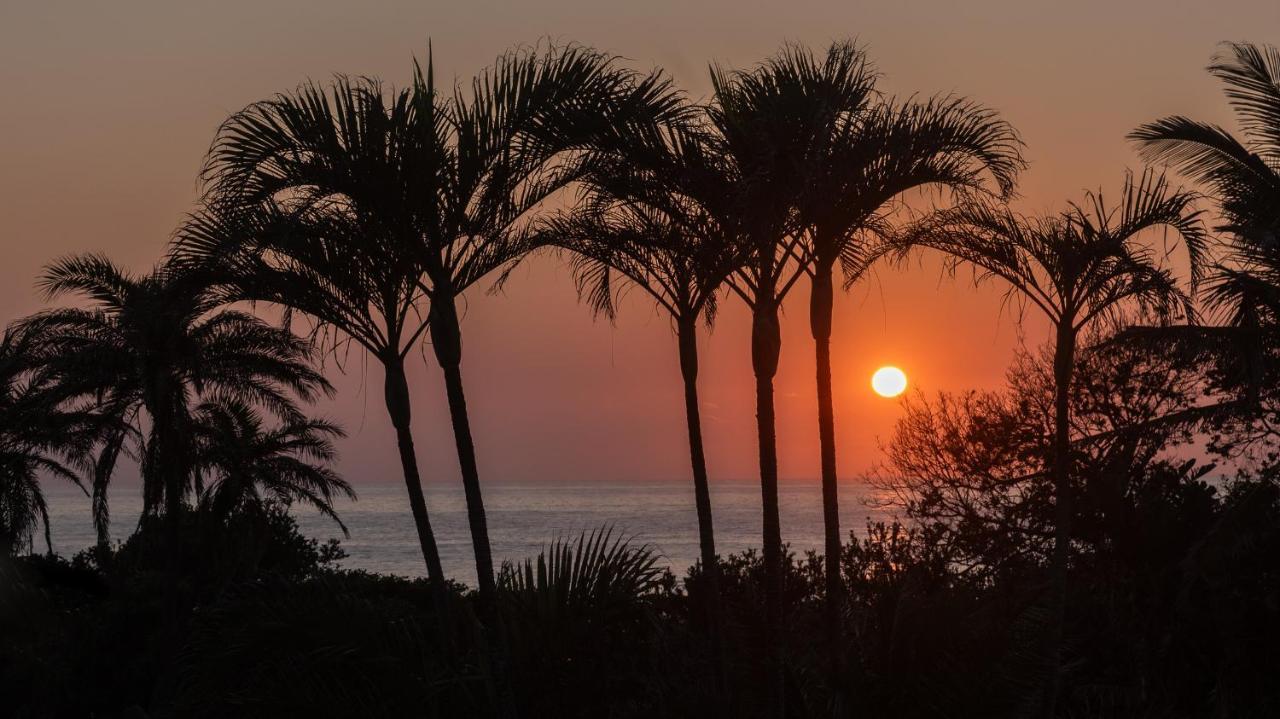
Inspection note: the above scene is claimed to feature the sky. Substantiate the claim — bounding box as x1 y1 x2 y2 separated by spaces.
2 1 1278 486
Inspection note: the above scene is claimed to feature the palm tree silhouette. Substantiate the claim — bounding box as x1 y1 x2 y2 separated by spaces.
405 45 682 606
190 399 354 533
198 44 680 607
780 41 1023 681
1131 42 1280 395
542 116 743 689
24 256 330 555
182 75 447 592
704 47 822 714
901 169 1205 713
0 326 96 555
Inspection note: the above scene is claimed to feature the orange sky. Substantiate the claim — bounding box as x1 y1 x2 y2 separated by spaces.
2 1 1278 484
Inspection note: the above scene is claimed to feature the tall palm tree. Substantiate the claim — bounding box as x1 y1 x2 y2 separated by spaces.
542 117 743 688
1130 42 1280 395
198 45 681 607
703 48 820 715
0 326 96 555
190 399 354 533
406 45 683 606
901 169 1205 713
180 74 447 588
22 255 330 553
785 41 1023 673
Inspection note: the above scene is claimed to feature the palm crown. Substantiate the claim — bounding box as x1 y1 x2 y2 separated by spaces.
547 118 743 326
904 170 1206 332
0 326 99 554
1131 42 1280 328
1129 43 1280 405
22 255 330 545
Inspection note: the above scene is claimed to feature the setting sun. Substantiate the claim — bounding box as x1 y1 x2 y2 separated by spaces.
871 366 908 397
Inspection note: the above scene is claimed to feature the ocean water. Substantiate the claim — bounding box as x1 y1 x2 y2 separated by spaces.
42 479 895 586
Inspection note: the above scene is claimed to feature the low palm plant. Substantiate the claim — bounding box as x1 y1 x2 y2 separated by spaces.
498 527 663 622
190 399 354 535
497 529 666 714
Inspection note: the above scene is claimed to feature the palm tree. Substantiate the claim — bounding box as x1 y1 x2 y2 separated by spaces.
190 399 354 533
0 326 96 555
198 44 681 608
901 169 1205 713
699 48 827 714
542 117 743 687
780 41 1024 676
1130 42 1280 396
181 74 447 589
22 255 330 553
406 45 683 607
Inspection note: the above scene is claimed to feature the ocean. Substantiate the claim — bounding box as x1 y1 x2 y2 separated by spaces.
42 479 895 586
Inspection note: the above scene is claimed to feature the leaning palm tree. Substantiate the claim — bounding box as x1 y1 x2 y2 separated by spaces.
180 76 448 588
542 116 743 687
22 256 330 553
190 399 354 533
1130 42 1280 396
199 44 681 608
900 169 1206 713
784 41 1024 676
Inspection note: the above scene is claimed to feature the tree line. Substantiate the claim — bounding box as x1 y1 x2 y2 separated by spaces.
2 38 1279 718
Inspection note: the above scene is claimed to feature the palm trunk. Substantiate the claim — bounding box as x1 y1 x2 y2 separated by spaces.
429 296 518 719
150 381 187 569
677 316 726 692
92 428 125 558
382 357 447 603
752 302 785 718
810 265 845 689
1045 323 1076 716
429 295 498 609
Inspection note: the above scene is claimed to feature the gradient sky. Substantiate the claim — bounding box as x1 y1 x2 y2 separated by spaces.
2 1 1278 486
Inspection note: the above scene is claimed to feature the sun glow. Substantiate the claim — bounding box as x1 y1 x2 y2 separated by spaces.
871 366 908 398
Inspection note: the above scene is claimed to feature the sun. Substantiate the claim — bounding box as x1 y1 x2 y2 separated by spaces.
871 366 908 398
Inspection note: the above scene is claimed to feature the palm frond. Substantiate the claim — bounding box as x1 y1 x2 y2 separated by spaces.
498 527 662 622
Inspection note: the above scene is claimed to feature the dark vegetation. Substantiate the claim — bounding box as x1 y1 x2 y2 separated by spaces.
2 39 1279 717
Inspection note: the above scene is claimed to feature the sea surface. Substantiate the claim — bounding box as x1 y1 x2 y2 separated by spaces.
43 479 895 586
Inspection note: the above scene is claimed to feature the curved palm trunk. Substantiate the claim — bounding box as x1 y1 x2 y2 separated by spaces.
677 316 726 691
809 266 846 687
429 295 498 609
1045 324 1076 716
751 302 785 718
382 357 447 606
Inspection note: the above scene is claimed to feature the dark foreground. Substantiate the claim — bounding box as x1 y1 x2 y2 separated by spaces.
2 486 1278 719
